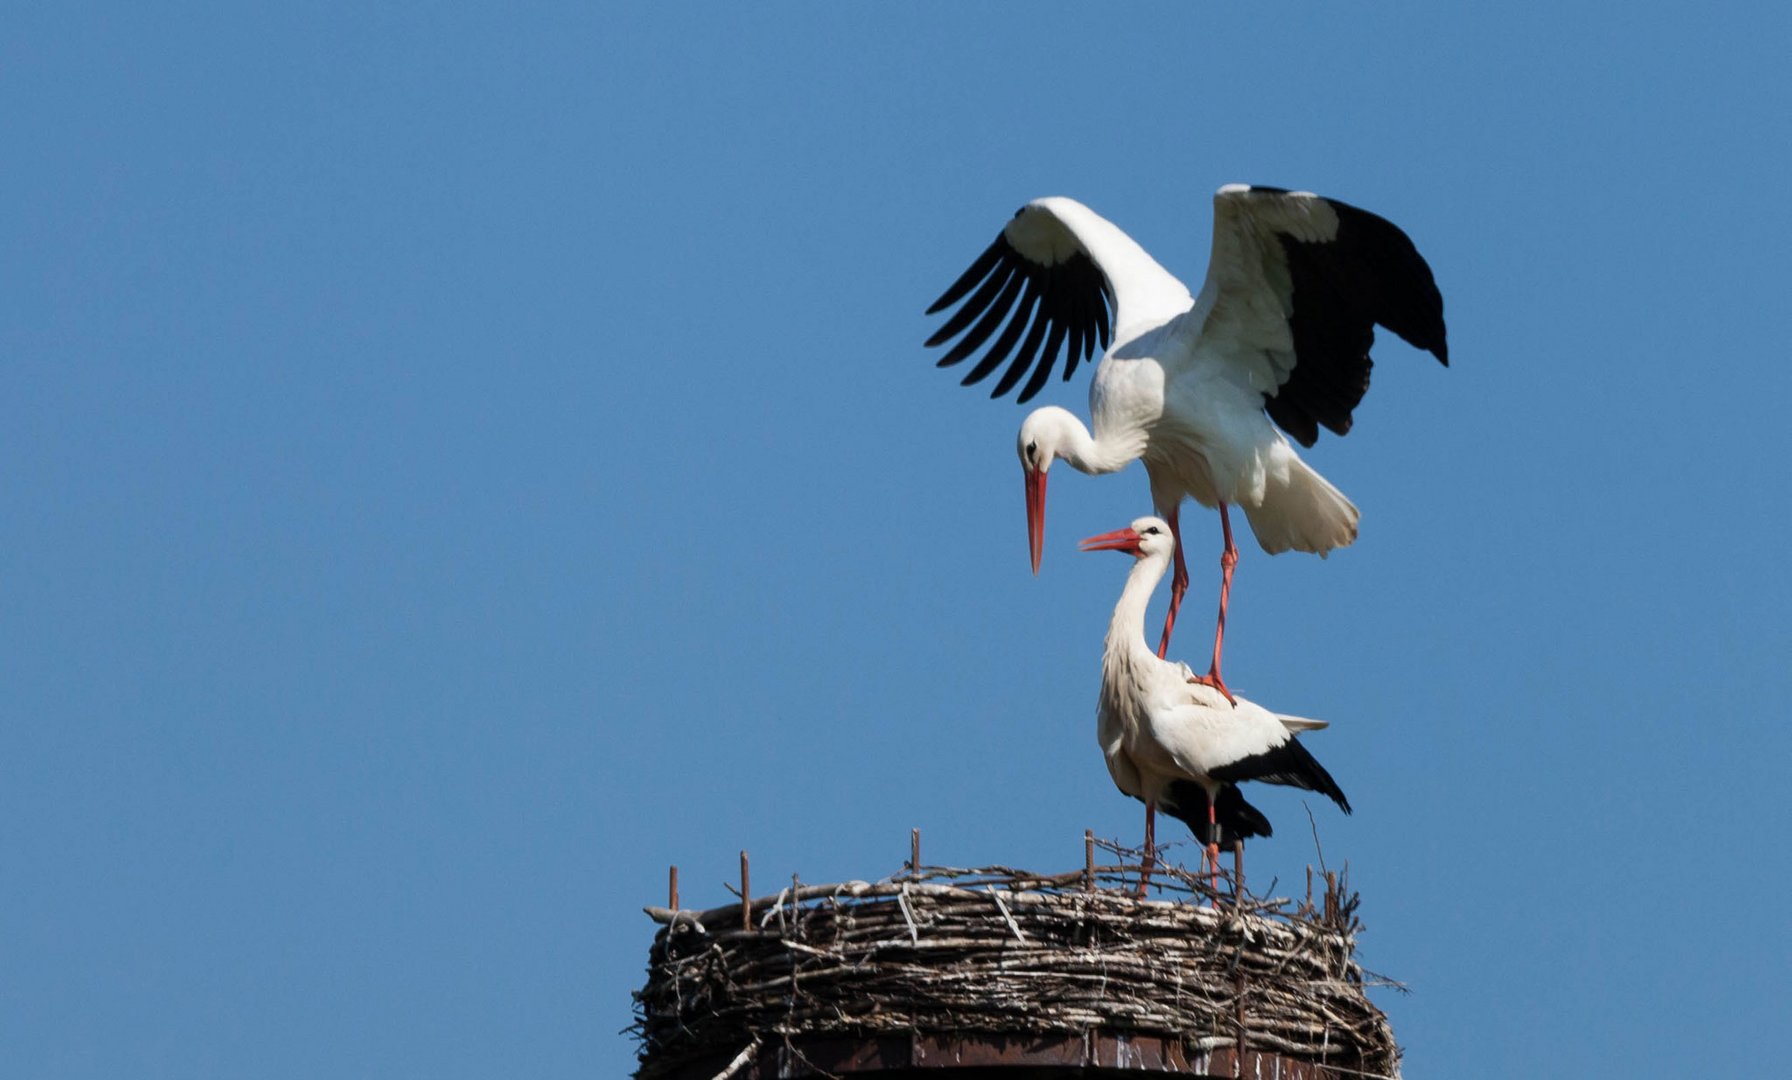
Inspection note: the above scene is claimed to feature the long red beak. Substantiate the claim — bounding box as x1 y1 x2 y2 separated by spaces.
1079 526 1143 555
1024 467 1047 575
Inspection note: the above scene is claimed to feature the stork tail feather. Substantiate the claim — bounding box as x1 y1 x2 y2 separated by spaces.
1241 453 1360 556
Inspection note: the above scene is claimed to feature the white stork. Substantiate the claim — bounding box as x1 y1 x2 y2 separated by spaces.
925 186 1448 699
1080 516 1351 892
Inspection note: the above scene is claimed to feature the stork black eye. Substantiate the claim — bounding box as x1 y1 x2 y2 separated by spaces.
1025 441 1037 460
1143 527 1160 535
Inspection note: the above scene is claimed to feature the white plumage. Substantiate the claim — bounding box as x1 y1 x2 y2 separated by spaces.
1080 516 1351 885
927 186 1449 696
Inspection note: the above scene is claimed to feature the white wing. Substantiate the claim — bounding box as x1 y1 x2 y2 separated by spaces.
925 197 1192 403
1149 691 1352 811
1148 694 1293 779
1186 184 1449 447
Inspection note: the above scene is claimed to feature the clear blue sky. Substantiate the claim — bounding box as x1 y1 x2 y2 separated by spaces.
4 4 1789 1077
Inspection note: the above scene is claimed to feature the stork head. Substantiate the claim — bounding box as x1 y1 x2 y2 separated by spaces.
1017 406 1081 575
1078 515 1175 562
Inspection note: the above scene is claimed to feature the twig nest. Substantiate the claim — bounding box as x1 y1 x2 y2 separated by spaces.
634 862 1399 1078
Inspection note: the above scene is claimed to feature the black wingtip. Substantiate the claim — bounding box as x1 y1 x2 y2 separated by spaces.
1258 194 1449 444
1210 735 1351 816
924 237 1005 317
924 214 1113 403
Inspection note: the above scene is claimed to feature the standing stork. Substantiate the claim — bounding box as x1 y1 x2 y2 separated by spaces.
925 186 1448 699
1080 516 1351 894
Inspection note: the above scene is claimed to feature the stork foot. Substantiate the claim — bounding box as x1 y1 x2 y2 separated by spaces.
1187 670 1236 706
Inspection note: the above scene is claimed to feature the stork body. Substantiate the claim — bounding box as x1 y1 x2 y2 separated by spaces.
1080 517 1351 892
928 187 1449 696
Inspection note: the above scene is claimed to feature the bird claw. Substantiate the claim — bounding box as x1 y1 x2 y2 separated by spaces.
1186 671 1237 706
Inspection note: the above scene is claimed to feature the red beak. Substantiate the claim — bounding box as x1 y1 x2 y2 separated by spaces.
1024 467 1047 575
1078 526 1143 555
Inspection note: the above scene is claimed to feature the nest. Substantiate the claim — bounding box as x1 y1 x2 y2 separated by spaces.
633 847 1400 1078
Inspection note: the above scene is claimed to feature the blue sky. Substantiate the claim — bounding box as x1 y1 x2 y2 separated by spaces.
4 3 1790 1077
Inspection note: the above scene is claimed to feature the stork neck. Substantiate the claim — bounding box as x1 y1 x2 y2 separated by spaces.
1105 550 1170 663
1057 417 1143 477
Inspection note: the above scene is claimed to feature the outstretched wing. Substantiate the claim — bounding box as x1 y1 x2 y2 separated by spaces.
923 199 1137 405
1195 185 1449 447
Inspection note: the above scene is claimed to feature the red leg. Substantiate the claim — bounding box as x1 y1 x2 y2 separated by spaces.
1138 800 1157 897
1186 503 1238 704
1156 506 1189 659
1206 799 1221 904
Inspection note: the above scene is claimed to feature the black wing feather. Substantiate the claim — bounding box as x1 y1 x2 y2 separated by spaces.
957 281 1040 386
1063 281 1087 375
1252 191 1448 447
925 238 1004 316
927 260 1015 355
972 298 1050 390
936 266 1026 369
1015 322 1062 403
1003 317 1067 401
1208 734 1352 815
924 219 1113 401
1063 259 1112 383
